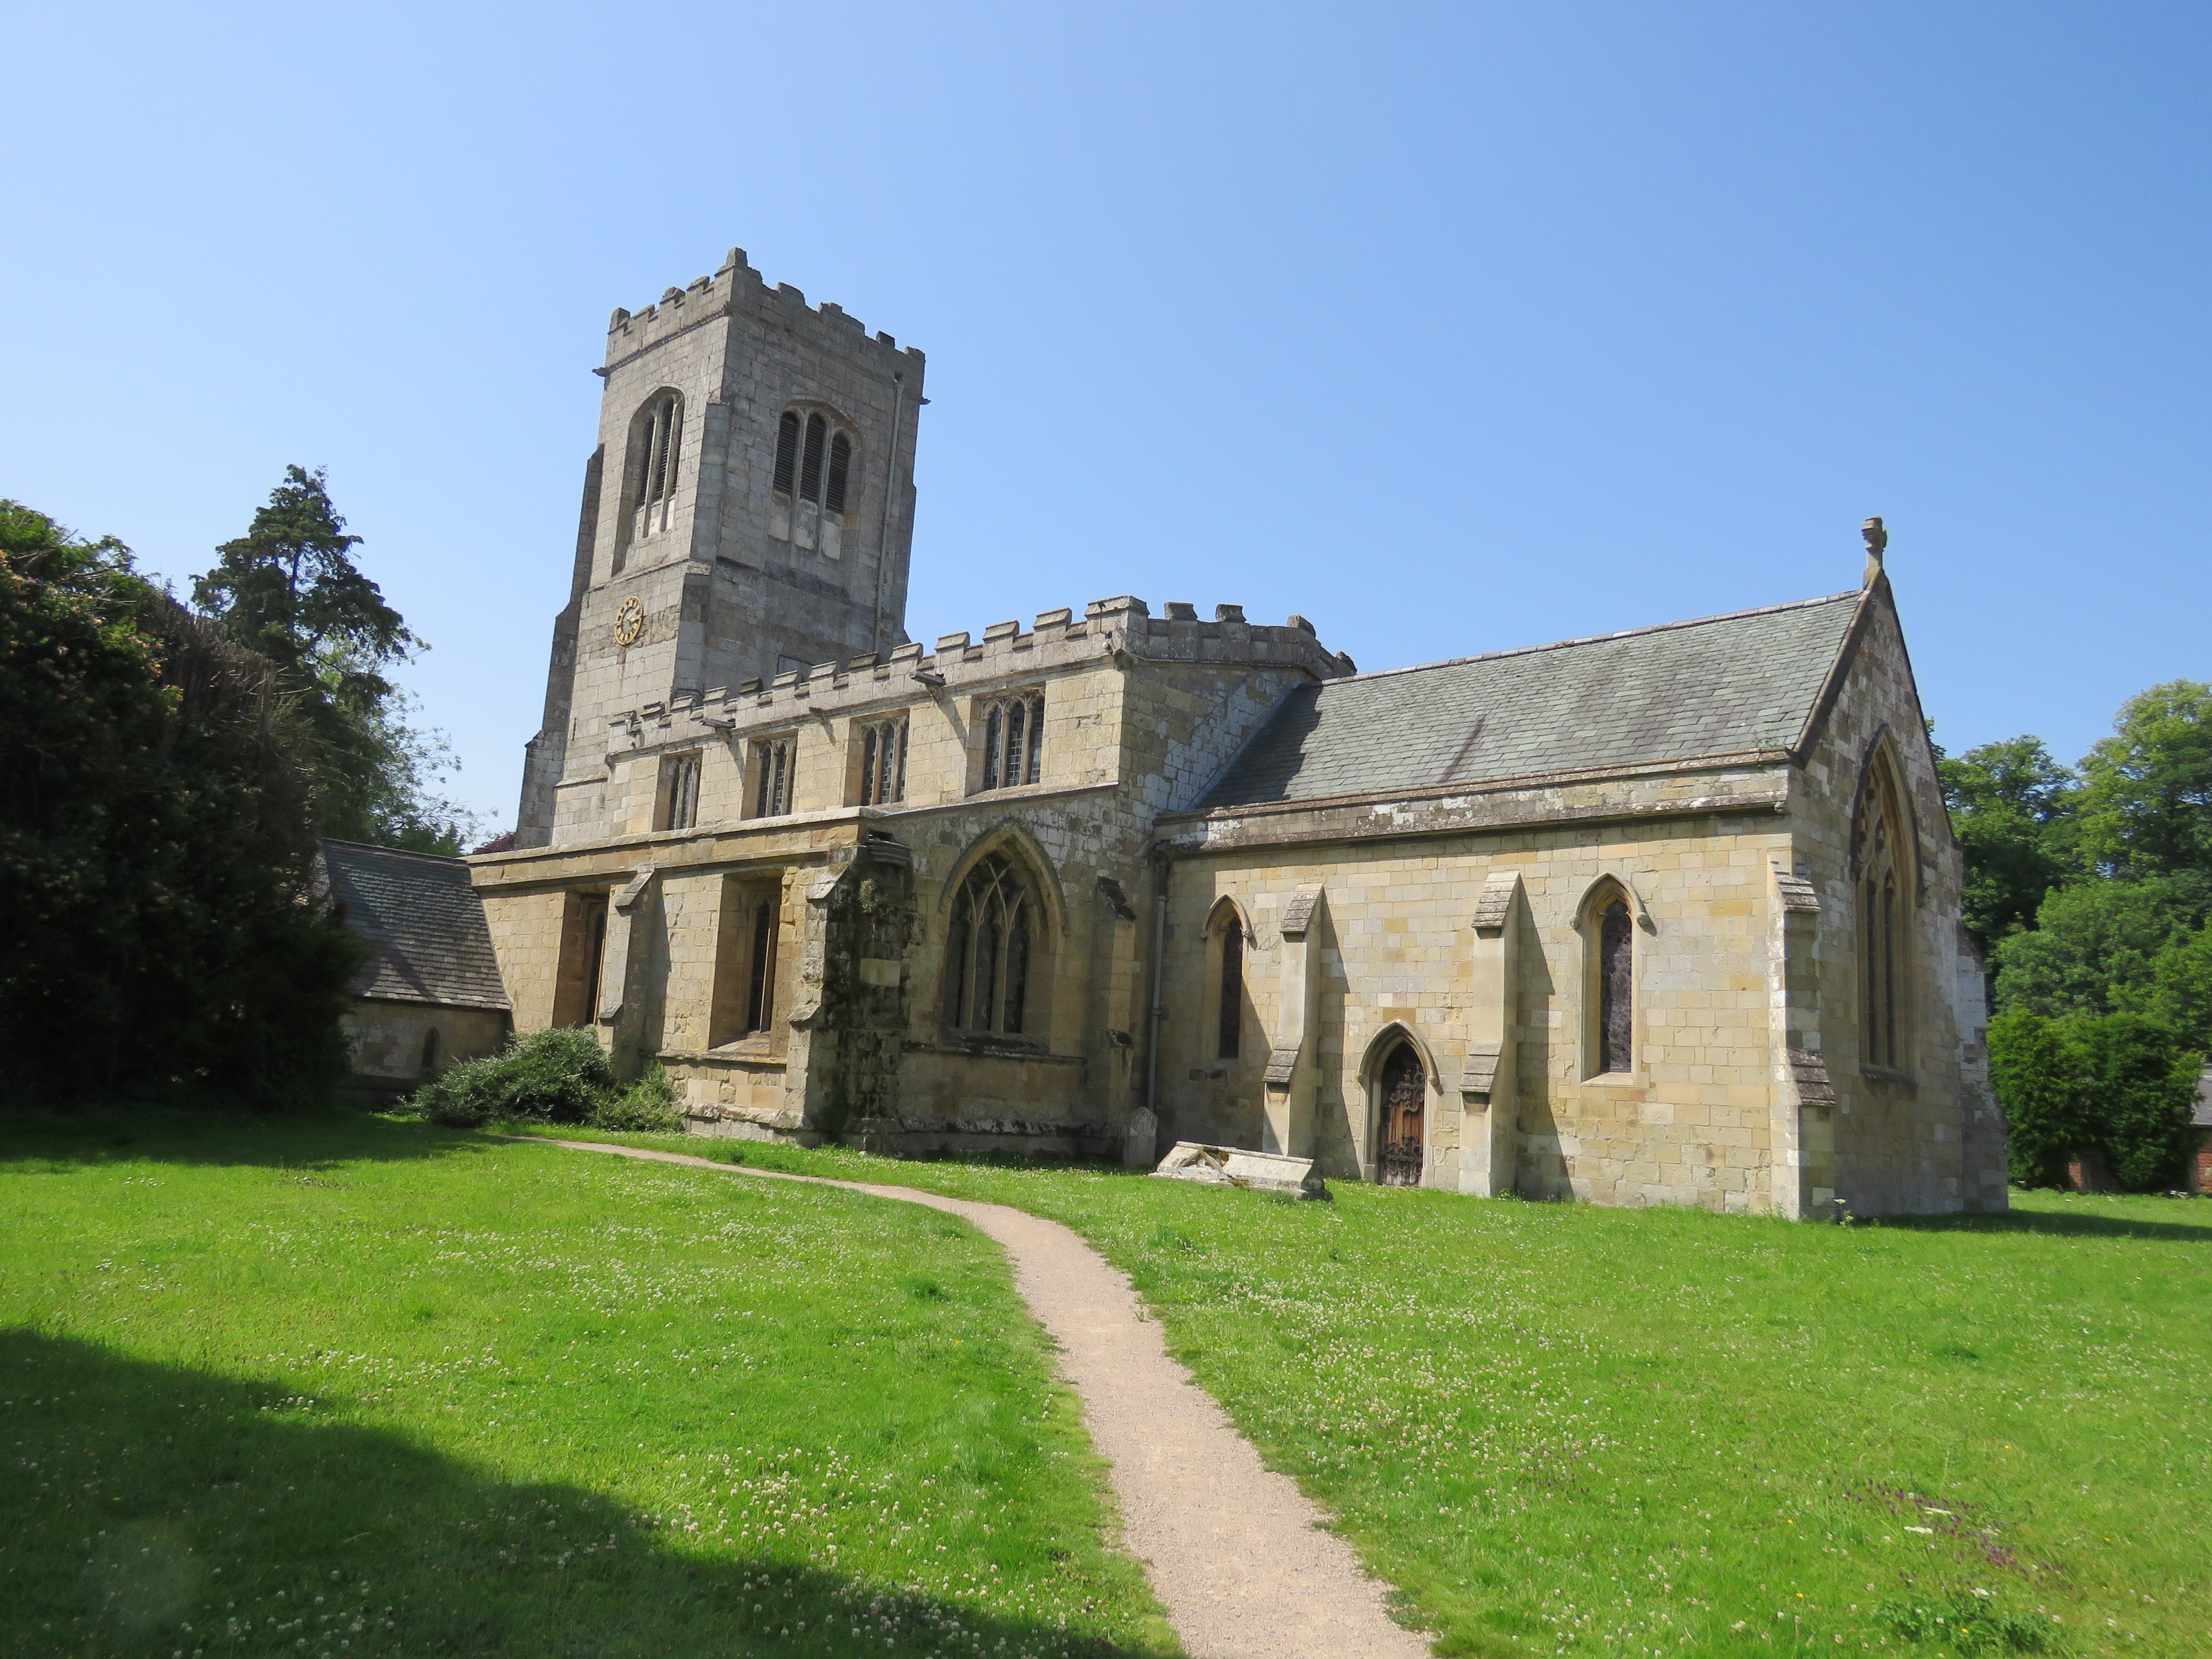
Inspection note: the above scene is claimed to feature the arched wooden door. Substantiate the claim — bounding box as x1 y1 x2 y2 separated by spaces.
1377 1043 1426 1187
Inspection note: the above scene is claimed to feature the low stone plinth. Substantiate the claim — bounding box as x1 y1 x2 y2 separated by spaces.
1151 1142 1329 1199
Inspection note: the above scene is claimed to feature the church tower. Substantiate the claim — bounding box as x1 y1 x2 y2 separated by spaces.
516 249 925 846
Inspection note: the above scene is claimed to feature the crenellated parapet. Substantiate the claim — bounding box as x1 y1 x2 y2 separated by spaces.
600 248 923 379
603 596 1347 744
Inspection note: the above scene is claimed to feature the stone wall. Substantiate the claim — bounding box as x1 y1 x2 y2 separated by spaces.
518 251 927 848
1154 804 1799 1212
1146 579 2002 1218
476 599 1345 1155
1785 579 2007 1214
340 999 508 1105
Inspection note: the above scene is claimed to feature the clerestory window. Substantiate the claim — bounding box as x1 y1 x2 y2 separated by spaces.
858 715 908 806
976 690 1044 792
656 751 703 831
944 853 1037 1036
750 735 796 819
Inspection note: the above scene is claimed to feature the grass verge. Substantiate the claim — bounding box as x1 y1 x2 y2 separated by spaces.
0 1111 1174 1659
509 1122 2212 1659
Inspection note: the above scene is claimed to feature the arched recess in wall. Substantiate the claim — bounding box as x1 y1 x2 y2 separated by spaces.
616 388 685 571
1851 735 1919 1073
1576 874 1640 1079
1204 895 1252 1062
937 826 1065 1043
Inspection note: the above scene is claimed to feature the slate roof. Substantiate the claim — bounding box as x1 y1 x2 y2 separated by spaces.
1198 591 1865 810
318 840 511 1011
2193 1069 2212 1130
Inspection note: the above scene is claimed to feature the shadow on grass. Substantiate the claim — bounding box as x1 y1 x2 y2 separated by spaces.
1886 1204 2212 1244
0 1106 497 1177
3 1330 1159 1659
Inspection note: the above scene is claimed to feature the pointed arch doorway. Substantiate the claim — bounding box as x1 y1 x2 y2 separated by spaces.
1376 1041 1427 1187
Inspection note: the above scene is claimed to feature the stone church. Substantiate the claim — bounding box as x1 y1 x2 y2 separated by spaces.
469 248 2008 1218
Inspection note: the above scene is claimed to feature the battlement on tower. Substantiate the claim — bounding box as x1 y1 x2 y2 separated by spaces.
601 248 924 374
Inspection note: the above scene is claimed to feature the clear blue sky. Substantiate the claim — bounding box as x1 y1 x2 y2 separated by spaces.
8 3 2208 832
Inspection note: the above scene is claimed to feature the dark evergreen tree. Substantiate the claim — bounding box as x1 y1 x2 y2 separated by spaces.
193 467 474 852
0 500 359 1106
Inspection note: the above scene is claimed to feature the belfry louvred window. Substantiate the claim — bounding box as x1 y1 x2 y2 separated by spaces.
977 691 1045 792
770 407 858 554
773 409 857 511
944 853 1036 1036
825 431 852 514
630 392 683 542
773 411 801 495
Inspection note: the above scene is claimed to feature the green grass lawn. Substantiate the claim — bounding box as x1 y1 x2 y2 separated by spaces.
506 1124 2212 1659
0 1112 1174 1659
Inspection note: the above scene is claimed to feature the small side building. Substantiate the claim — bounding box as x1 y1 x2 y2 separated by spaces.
318 840 512 1103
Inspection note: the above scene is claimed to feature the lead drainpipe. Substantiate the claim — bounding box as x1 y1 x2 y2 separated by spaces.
1143 851 1169 1128
868 375 906 658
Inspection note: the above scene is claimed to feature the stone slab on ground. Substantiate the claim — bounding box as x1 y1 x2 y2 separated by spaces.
1153 1141 1330 1200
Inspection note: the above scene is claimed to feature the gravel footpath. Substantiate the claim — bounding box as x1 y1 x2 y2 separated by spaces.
535 1138 1431 1659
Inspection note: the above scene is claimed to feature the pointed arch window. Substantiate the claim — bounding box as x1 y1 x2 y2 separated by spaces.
944 853 1038 1036
1583 880 1635 1076
1858 758 1911 1070
1215 910 1244 1060
628 391 683 546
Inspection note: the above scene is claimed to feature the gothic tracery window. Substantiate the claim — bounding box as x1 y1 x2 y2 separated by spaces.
944 853 1037 1036
1859 757 1910 1070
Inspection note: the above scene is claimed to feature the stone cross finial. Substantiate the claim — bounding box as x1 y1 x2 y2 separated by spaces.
1862 516 1887 585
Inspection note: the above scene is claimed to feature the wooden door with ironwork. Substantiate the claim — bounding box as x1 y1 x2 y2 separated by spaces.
1377 1044 1426 1187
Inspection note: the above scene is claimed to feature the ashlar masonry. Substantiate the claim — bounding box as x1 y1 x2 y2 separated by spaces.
470 252 2005 1217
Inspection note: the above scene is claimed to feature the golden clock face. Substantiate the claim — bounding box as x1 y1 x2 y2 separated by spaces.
613 596 645 648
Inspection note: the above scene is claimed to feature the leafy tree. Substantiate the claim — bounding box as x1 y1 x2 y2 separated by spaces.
193 467 475 853
2146 921 2212 1055
2074 680 2212 882
1987 1006 2199 1191
1985 1007 2086 1188
0 500 359 1106
1935 733 2079 953
2071 1011 2199 1191
1990 873 2212 1022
